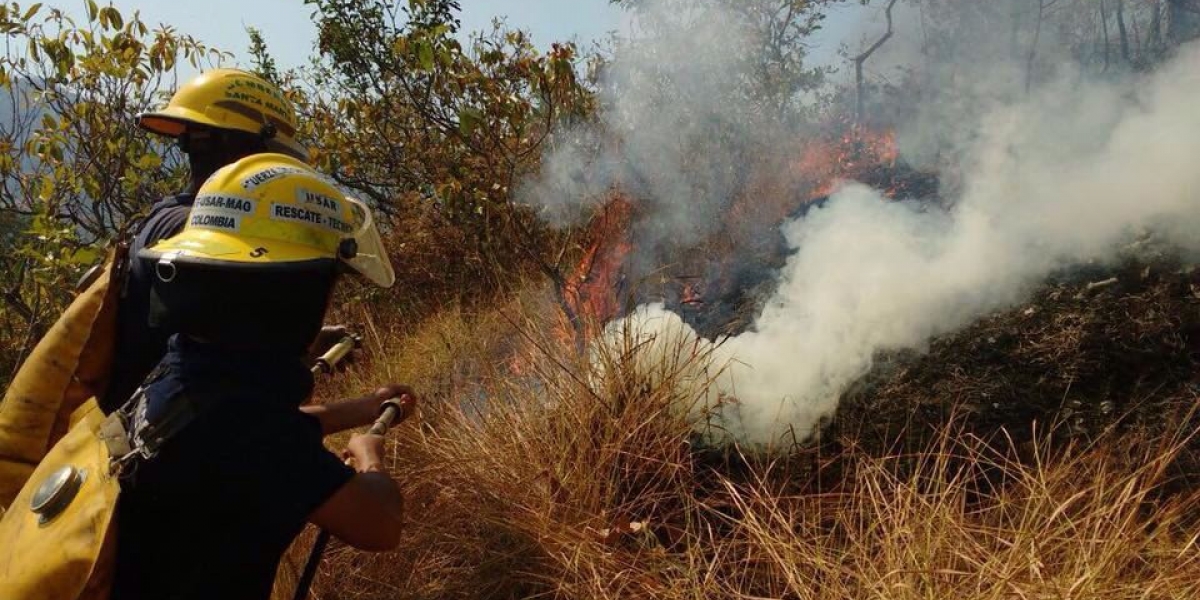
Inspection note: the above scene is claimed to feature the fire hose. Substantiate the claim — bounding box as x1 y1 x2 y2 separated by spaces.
310 333 360 376
293 334 409 600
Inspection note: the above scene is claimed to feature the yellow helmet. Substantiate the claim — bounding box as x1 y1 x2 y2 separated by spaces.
142 153 395 288
137 68 308 161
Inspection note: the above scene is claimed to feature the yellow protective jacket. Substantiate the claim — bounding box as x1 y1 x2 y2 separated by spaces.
0 398 120 600
0 245 126 509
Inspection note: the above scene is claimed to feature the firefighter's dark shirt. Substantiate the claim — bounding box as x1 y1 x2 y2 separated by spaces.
110 335 355 600
102 194 194 413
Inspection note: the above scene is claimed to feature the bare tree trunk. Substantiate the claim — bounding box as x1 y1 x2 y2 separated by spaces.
1150 0 1163 55
1010 0 1024 60
1132 7 1142 61
854 0 899 124
1116 0 1132 63
918 0 929 51
1026 0 1047 92
1101 0 1112 72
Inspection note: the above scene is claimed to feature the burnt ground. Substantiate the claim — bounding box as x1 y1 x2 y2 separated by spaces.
811 254 1200 497
836 256 1200 443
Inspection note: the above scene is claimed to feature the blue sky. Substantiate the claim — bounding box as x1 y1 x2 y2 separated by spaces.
60 0 628 70
55 0 891 80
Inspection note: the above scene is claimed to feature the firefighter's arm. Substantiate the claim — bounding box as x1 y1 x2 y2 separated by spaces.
301 385 416 436
308 433 404 551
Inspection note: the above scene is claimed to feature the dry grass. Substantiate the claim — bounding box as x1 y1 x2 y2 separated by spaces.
277 280 1200 600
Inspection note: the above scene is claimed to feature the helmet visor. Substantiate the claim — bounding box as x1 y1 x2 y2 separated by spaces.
138 114 189 137
343 197 395 288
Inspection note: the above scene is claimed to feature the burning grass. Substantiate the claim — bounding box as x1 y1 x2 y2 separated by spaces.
278 264 1200 600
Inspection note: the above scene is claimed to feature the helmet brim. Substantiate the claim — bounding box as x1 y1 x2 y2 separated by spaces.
137 106 222 137
140 227 335 268
264 136 310 163
138 108 310 162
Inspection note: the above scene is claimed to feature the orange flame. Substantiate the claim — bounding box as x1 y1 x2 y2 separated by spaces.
680 280 704 308
559 195 635 346
794 125 899 200
724 123 903 241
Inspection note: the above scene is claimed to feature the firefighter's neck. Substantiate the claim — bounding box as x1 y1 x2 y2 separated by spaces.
185 158 223 194
185 146 264 194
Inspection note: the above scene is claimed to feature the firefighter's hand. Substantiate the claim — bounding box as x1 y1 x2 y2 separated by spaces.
305 385 418 435
307 324 357 370
371 384 418 422
343 433 387 473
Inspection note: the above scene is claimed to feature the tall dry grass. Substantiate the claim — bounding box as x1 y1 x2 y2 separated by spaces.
283 287 1200 600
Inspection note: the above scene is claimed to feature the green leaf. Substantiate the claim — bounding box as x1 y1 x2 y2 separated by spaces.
37 177 54 201
23 3 42 22
458 107 483 137
86 0 98 21
66 246 100 266
416 40 434 71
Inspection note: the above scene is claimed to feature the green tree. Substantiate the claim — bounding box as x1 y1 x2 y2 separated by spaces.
289 0 597 302
0 1 223 381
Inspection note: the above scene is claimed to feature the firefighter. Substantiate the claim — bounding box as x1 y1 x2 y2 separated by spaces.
108 152 408 599
105 67 315 412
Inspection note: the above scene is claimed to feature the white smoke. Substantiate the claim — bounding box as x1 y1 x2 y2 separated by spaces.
611 41 1200 445
522 0 808 248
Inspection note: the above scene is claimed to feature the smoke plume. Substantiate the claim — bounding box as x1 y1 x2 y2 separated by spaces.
523 0 811 255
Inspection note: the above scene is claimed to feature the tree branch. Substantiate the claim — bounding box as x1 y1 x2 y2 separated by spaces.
854 0 899 124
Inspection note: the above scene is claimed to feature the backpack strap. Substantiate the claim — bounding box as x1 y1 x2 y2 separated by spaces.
107 368 226 477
